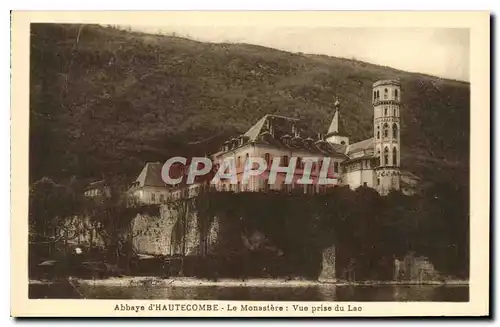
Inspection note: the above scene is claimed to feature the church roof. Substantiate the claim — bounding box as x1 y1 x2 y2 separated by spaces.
347 137 374 154
227 114 348 158
85 180 108 191
342 154 376 165
243 115 271 141
132 162 167 188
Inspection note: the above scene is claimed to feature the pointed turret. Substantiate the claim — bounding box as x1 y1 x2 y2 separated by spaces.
328 108 340 135
325 97 349 146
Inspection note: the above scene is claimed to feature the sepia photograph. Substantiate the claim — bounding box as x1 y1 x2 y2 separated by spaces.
11 11 490 317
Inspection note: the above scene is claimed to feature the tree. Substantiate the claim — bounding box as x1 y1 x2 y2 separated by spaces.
29 177 83 245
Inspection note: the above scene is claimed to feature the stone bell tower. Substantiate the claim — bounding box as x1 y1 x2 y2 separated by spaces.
372 80 401 195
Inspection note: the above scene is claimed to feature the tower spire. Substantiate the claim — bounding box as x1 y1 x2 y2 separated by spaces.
327 97 341 134
328 110 339 135
325 96 349 145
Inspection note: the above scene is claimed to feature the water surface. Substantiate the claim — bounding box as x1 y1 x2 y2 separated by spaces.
30 282 468 302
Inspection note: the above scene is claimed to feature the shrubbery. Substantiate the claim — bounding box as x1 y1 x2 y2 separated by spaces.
192 184 469 280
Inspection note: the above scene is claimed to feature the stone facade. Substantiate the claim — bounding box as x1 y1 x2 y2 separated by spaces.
131 203 219 257
58 204 338 279
318 245 336 282
58 215 105 248
394 253 438 282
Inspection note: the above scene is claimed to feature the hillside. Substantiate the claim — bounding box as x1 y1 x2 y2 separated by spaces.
29 24 470 189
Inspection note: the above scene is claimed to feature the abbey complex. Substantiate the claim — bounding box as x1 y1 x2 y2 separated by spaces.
127 79 407 204
55 76 457 283
30 24 470 286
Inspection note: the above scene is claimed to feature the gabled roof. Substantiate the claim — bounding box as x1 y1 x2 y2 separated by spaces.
244 115 270 141
232 114 347 158
133 162 167 188
85 180 108 191
244 114 306 141
347 137 374 154
342 154 376 165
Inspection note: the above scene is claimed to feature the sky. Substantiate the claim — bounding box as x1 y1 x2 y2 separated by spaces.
123 25 470 82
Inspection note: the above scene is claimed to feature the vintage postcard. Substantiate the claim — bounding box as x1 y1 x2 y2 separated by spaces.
11 11 490 317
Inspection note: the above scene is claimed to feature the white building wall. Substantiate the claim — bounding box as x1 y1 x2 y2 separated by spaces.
344 170 361 190
325 134 349 146
214 143 345 192
132 186 171 204
361 169 376 188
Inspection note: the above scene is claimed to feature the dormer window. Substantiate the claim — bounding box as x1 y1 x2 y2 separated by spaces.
281 134 291 145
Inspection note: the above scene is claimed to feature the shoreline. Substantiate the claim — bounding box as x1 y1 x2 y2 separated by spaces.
29 277 470 288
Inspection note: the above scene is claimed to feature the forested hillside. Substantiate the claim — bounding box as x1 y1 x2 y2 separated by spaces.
30 24 470 189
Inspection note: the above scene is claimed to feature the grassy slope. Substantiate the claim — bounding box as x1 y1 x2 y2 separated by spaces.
29 24 470 189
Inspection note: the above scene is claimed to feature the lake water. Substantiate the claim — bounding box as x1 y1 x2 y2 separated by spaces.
29 282 468 301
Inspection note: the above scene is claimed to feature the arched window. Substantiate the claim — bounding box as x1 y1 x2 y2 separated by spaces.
373 91 377 101
392 123 398 139
395 89 399 99
383 123 389 138
377 90 380 99
393 147 398 166
384 108 388 116
384 147 389 166
377 131 380 139
384 88 388 99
